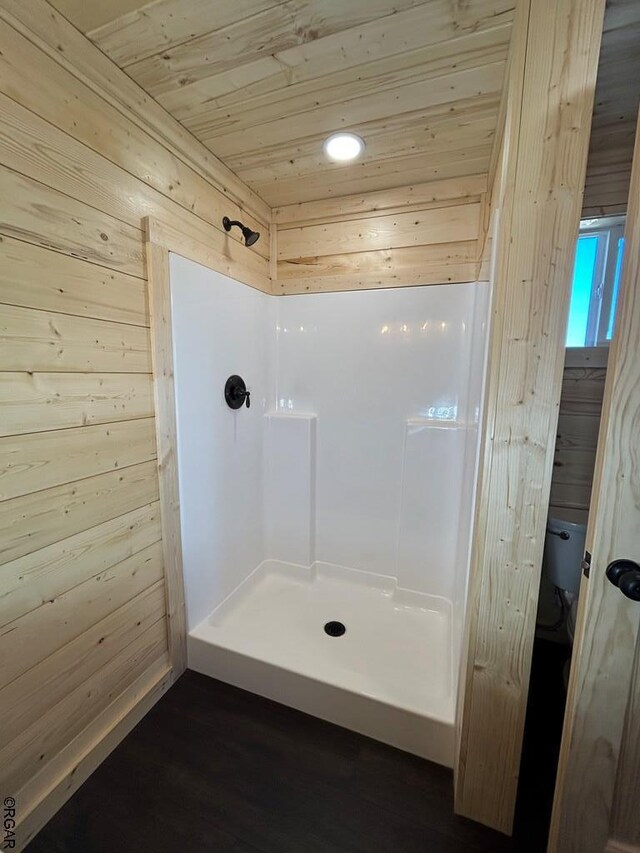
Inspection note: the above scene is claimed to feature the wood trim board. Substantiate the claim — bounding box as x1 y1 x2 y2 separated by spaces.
145 234 187 675
454 0 606 834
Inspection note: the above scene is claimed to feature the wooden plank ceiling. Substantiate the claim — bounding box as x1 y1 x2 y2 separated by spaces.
49 0 638 211
48 0 515 206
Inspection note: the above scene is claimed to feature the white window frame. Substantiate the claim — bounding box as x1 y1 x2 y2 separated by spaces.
577 215 626 347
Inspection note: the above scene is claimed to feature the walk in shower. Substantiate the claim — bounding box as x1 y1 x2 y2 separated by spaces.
170 254 489 767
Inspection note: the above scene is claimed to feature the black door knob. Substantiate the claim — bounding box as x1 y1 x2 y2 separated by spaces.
620 571 640 602
606 559 640 601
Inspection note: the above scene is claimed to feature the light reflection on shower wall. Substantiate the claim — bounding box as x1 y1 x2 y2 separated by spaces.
274 284 489 608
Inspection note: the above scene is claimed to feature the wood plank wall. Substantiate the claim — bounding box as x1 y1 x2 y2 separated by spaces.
272 175 487 293
0 1 629 848
0 1 270 847
550 352 608 516
454 0 606 832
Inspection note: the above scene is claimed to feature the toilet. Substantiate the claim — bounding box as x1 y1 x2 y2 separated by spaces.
538 507 588 643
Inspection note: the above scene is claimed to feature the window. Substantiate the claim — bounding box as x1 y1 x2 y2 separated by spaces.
566 216 625 347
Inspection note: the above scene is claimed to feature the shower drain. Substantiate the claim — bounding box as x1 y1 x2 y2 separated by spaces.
324 621 346 637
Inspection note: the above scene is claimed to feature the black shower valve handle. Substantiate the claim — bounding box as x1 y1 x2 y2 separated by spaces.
224 375 251 410
232 386 251 407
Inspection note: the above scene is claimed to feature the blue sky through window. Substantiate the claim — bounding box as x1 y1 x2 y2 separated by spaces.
566 235 598 347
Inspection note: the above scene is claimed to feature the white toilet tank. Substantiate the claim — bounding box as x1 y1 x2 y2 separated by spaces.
543 508 588 595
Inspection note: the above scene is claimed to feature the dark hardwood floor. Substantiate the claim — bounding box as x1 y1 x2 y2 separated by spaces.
27 639 567 853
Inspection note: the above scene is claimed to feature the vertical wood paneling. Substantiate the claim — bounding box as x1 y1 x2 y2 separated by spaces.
455 0 606 833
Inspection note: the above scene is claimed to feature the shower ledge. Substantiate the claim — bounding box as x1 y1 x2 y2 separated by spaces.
188 559 455 767
406 416 475 429
266 411 317 417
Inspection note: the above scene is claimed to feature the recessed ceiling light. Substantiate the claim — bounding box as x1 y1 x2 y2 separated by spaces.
323 132 365 162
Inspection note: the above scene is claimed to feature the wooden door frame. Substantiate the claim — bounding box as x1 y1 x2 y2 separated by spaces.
144 216 272 677
548 115 640 853
454 0 606 834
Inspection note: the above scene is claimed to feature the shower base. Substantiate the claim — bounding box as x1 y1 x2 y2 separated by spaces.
188 560 455 766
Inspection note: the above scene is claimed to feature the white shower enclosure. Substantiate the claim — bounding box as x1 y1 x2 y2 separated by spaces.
170 253 489 767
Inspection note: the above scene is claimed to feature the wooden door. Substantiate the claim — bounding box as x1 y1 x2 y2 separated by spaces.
548 114 640 853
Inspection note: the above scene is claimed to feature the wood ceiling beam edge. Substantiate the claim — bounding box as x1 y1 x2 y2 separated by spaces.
479 10 512 264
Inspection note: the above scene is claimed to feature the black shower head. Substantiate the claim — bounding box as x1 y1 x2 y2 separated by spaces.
222 216 261 248
244 228 260 247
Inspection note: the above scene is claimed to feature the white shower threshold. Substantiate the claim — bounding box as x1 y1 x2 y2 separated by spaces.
188 560 456 767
